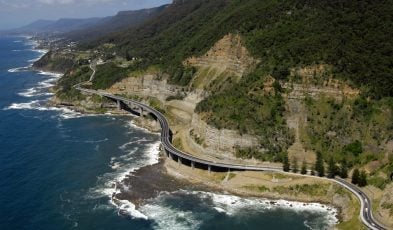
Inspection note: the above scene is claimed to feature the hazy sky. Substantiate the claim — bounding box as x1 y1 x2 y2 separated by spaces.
0 0 171 29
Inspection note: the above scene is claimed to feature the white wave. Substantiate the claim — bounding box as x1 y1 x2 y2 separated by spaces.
4 100 42 110
118 137 153 151
112 198 148 220
37 78 58 88
37 71 62 78
87 141 160 198
8 66 30 73
86 126 161 218
141 202 202 229
35 49 48 54
137 190 338 230
28 57 41 63
18 88 38 97
18 87 55 97
127 120 160 135
3 100 86 119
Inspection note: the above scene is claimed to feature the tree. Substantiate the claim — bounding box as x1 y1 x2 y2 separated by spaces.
310 166 315 176
292 157 298 173
358 170 368 187
301 160 307 175
344 140 363 156
339 158 348 178
283 153 290 172
315 151 325 177
327 157 337 178
352 168 360 185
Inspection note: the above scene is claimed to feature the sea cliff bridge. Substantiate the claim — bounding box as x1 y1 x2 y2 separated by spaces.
76 85 386 230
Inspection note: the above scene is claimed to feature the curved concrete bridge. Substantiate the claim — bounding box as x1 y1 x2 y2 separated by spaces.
76 86 386 230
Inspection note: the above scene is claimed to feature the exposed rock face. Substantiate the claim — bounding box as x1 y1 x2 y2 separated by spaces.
285 64 360 101
108 73 182 102
190 113 260 159
283 83 359 101
185 34 257 76
185 34 259 89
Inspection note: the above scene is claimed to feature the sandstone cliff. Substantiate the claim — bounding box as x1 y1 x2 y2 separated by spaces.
184 34 259 90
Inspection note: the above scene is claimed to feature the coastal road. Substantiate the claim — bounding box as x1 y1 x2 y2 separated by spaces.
89 61 97 82
75 86 387 230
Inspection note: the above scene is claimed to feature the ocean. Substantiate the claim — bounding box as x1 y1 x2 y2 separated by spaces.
0 36 337 230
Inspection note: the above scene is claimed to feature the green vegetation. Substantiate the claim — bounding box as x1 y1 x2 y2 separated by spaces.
85 0 392 98
33 51 76 73
283 153 290 172
336 193 364 230
381 202 393 216
301 96 392 166
367 176 390 190
168 65 197 86
301 160 307 175
243 185 270 193
292 157 298 173
196 73 294 155
315 151 325 177
352 168 368 187
55 65 92 101
166 92 186 101
92 62 126 89
273 183 330 197
339 158 348 179
344 140 363 157
327 157 338 178
189 129 204 145
351 168 360 185
172 137 183 149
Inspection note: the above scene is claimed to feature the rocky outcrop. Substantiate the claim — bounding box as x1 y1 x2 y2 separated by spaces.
285 64 360 101
33 50 76 73
184 34 259 90
190 113 260 159
108 73 183 102
185 34 258 76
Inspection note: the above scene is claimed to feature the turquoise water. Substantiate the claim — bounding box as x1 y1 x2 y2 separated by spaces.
0 36 337 230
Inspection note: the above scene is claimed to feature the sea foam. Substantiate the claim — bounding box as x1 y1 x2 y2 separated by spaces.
137 190 338 230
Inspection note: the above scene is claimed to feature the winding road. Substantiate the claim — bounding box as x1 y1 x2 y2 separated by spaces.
75 85 387 230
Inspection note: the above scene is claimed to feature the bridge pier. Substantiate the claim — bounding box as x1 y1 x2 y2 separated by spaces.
191 161 195 170
208 165 211 174
117 100 121 110
178 157 182 165
139 107 144 117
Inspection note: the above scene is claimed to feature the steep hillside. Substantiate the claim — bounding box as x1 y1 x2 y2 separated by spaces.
87 0 393 98
64 5 167 42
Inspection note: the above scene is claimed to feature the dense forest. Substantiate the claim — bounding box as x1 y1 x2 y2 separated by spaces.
83 0 393 98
